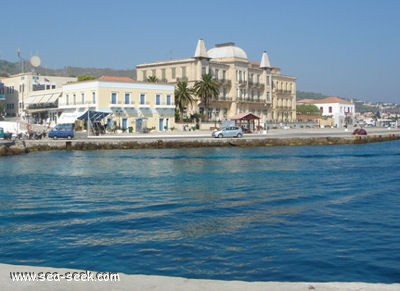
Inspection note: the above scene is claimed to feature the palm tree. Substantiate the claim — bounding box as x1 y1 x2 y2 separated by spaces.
174 80 194 122
193 73 220 120
146 75 158 83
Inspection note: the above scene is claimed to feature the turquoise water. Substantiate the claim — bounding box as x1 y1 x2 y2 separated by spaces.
0 141 399 282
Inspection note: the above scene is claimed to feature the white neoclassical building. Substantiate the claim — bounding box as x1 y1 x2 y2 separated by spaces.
136 39 296 126
298 97 355 128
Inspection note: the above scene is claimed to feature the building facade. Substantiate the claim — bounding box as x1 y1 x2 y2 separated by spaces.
58 76 175 132
0 72 76 123
298 97 355 128
136 39 296 125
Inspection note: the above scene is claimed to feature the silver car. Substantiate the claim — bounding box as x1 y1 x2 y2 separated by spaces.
212 126 243 138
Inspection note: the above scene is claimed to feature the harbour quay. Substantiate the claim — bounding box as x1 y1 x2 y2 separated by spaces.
1 127 399 156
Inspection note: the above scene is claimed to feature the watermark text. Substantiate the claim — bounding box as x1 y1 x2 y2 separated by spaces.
10 270 120 282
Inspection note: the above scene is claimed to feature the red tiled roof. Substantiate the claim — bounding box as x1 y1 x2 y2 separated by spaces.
298 97 352 104
231 112 260 120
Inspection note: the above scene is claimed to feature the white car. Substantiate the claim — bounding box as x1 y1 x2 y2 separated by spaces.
212 126 243 138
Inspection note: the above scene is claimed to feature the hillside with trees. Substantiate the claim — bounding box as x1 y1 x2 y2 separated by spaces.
296 91 328 100
0 59 136 79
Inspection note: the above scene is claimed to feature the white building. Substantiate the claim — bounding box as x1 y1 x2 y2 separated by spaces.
0 72 76 123
58 76 175 132
298 97 355 128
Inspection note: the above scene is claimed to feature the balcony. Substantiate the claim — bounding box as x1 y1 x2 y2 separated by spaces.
219 79 232 86
155 102 175 108
58 100 96 108
275 89 293 95
109 100 136 107
237 97 263 103
212 96 232 102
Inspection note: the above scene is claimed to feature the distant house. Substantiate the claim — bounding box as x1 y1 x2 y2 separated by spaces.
297 97 355 128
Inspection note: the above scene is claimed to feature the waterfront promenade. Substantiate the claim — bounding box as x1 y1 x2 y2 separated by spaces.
2 263 400 291
1 126 400 156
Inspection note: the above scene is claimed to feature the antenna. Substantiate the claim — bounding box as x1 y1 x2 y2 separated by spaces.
16 48 24 73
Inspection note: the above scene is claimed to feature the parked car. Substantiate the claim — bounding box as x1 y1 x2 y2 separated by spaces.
0 127 13 140
212 126 243 138
352 128 367 135
48 125 74 139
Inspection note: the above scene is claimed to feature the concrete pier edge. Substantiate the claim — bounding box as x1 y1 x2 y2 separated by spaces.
1 128 400 156
1 263 399 291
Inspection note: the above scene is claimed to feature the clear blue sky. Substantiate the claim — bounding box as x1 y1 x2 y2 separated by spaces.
2 0 399 103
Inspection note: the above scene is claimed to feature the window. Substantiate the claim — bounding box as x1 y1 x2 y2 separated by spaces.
152 69 156 77
181 67 187 78
161 69 166 81
142 70 147 80
156 94 161 105
66 95 69 105
73 94 76 105
208 108 213 120
222 70 226 80
125 93 130 104
328 106 332 113
140 93 145 105
111 92 117 104
92 92 96 103
215 69 219 80
223 108 227 118
166 95 171 105
81 93 85 104
171 68 176 79
122 118 127 130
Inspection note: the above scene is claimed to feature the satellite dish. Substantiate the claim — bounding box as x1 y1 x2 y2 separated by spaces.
30 55 41 67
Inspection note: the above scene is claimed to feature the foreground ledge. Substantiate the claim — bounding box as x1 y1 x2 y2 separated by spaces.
1 263 399 291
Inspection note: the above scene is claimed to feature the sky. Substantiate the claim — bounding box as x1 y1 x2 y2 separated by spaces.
2 0 399 103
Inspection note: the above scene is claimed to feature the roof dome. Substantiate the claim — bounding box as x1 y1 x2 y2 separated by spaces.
207 43 248 60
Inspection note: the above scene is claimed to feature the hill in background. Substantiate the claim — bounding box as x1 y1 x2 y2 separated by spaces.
0 59 136 79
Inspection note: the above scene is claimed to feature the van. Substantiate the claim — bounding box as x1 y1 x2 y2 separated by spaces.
0 127 12 140
48 125 74 139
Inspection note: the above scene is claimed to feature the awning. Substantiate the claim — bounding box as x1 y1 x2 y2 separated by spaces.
77 110 111 123
139 108 155 117
57 110 85 124
156 108 175 116
26 91 62 105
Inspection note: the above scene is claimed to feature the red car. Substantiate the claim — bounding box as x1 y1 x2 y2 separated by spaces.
352 128 367 135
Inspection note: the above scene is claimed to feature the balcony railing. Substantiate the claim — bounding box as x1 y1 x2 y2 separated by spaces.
212 96 232 101
109 100 136 106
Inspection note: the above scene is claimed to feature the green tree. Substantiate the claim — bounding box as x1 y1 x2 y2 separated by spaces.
296 104 321 115
146 76 158 83
193 73 220 119
174 80 194 122
77 75 96 81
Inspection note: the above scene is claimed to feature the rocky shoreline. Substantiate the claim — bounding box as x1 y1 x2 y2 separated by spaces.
1 131 400 156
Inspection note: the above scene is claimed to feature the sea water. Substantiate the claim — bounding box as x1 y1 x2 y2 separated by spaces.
0 141 399 282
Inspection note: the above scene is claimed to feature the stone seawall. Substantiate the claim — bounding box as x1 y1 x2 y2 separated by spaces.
1 133 399 157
